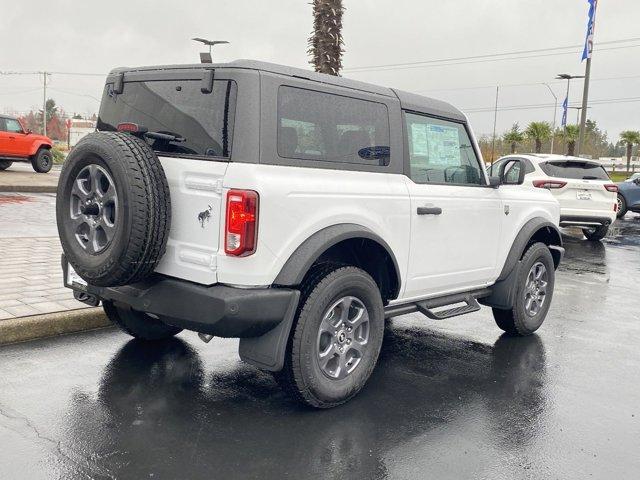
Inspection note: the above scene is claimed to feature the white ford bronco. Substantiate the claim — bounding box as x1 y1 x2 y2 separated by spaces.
57 60 564 408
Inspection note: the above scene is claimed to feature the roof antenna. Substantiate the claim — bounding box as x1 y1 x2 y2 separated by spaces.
192 38 229 63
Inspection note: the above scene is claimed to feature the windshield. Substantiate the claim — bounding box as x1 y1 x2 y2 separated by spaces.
540 161 609 180
97 79 237 158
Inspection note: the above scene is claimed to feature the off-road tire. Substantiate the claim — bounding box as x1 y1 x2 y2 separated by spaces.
56 131 171 287
492 242 555 336
616 194 627 219
582 225 609 241
274 265 385 408
31 148 53 173
103 301 182 340
0 160 12 170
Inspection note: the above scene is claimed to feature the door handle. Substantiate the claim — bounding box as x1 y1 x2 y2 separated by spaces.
417 206 442 215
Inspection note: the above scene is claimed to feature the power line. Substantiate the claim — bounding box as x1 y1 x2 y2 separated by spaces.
415 73 640 94
344 37 640 72
463 96 640 113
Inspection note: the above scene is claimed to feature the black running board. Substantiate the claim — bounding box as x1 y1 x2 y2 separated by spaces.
384 288 491 320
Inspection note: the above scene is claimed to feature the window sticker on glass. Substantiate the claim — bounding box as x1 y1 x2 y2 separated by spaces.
426 124 461 166
410 123 429 156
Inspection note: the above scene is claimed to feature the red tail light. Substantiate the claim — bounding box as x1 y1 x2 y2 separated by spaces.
117 122 147 133
225 189 258 256
533 179 567 189
604 184 618 193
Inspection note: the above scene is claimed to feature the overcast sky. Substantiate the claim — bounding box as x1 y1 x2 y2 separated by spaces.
1 0 638 141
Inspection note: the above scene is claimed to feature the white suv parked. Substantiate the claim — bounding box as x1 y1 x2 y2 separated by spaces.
57 61 564 407
491 154 618 241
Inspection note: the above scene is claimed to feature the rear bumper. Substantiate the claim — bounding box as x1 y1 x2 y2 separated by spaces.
559 213 616 228
62 256 300 338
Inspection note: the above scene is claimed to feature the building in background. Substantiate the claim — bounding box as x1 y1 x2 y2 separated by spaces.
68 118 96 147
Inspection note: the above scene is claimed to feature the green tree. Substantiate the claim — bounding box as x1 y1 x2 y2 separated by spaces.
503 123 524 154
619 130 640 173
525 121 552 153
308 0 345 75
561 125 580 156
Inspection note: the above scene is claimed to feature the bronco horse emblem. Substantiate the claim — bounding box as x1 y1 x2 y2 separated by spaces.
198 205 213 228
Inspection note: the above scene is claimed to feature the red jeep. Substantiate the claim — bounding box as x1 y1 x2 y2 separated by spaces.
0 114 54 173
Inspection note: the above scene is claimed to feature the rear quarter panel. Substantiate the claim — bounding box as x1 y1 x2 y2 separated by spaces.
218 162 411 287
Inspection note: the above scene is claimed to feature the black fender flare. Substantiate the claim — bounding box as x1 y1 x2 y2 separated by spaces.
481 217 564 309
239 223 401 371
497 217 562 281
273 223 401 296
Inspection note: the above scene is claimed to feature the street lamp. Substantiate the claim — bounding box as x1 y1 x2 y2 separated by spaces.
542 83 558 154
555 74 585 129
192 38 229 63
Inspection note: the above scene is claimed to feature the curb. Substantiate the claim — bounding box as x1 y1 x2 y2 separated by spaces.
0 185 58 193
0 307 111 346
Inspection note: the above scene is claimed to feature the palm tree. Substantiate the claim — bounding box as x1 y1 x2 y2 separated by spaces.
503 123 524 153
619 130 640 173
308 0 345 76
560 125 580 156
525 122 552 153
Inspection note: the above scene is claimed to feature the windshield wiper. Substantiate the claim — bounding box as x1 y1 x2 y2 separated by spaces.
144 131 186 143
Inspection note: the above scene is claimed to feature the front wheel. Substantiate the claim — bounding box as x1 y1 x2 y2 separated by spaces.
274 266 385 408
616 194 627 219
103 301 182 340
492 242 555 336
582 225 609 241
0 160 12 170
31 148 53 173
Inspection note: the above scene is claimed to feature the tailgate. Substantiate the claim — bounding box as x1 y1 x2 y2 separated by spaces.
154 158 228 285
552 179 614 212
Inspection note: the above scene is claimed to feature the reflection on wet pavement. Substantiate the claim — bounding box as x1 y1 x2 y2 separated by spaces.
0 215 639 479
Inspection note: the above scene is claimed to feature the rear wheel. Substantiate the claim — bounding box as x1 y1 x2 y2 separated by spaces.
492 242 555 336
0 160 12 170
617 194 627 219
31 148 53 173
274 266 385 408
103 301 182 340
582 225 609 241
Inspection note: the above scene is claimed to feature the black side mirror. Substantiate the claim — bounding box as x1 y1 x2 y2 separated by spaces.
499 159 525 185
634 177 640 185
489 176 501 188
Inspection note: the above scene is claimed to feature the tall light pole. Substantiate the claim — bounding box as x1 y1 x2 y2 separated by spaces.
192 38 229 63
542 83 558 153
577 0 598 157
556 74 585 134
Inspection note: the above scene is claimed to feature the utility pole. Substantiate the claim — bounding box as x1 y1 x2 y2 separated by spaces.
542 83 558 153
490 86 499 166
42 71 48 137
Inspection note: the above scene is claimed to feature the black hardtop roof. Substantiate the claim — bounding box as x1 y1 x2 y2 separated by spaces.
0 114 18 120
108 59 466 121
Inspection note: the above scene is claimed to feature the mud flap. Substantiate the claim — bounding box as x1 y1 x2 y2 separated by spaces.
238 290 300 371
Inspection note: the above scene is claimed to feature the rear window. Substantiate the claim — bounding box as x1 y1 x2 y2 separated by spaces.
277 86 390 166
97 79 237 158
540 161 610 180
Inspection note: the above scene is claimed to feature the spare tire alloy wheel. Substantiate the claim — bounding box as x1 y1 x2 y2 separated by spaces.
317 296 370 380
56 132 171 287
70 164 118 254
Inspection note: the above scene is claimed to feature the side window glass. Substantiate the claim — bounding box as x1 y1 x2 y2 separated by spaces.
5 119 22 133
404 112 484 185
504 161 522 183
0 118 6 132
277 86 391 166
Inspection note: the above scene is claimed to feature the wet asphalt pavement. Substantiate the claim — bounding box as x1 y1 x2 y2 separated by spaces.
1 216 639 479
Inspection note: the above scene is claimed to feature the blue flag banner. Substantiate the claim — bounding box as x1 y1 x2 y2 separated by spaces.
582 0 598 61
561 96 568 127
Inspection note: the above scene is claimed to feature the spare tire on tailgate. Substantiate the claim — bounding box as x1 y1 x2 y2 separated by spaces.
56 132 171 287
